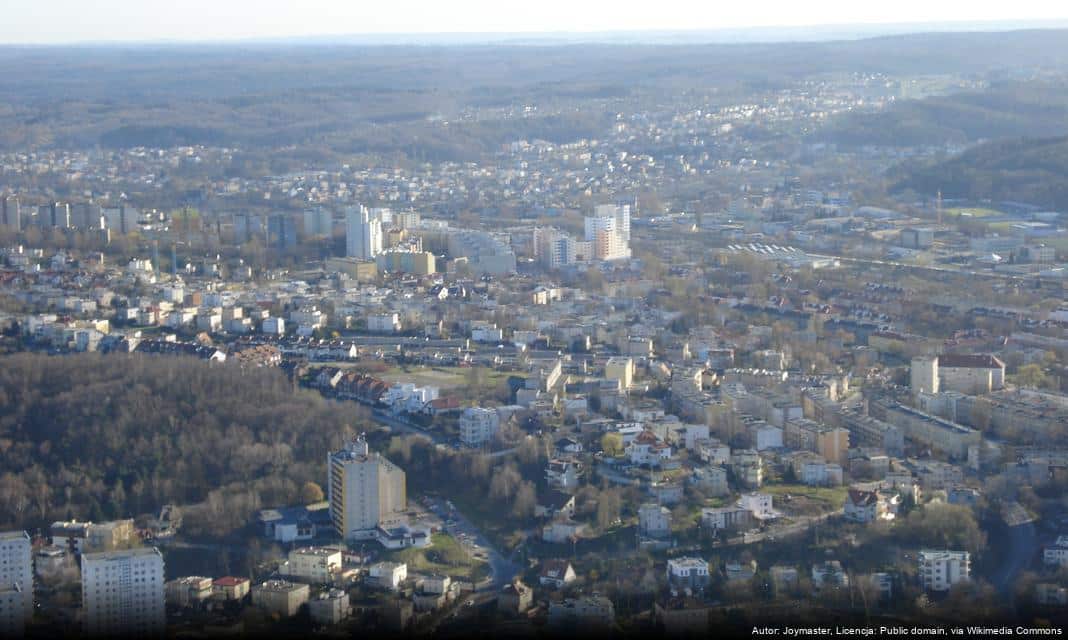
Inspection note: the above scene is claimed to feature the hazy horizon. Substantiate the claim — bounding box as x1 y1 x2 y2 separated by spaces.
4 0 1068 46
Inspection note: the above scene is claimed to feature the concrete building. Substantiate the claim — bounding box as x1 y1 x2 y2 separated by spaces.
739 492 776 520
700 506 753 533
211 576 250 601
638 503 672 539
251 580 310 617
938 354 1005 395
0 531 32 638
0 196 21 231
327 435 407 541
283 547 343 584
911 356 939 395
666 557 710 590
533 227 585 268
303 208 334 238
912 354 1005 396
81 547 165 638
605 357 634 389
584 204 631 261
459 407 500 447
784 419 849 465
367 313 402 333
308 589 350 625
368 562 408 591
376 249 436 275
346 206 383 260
870 400 981 460
165 576 213 608
918 550 970 592
267 214 298 250
547 596 615 630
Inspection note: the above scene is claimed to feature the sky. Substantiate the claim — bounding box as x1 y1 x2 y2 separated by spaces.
3 0 1068 44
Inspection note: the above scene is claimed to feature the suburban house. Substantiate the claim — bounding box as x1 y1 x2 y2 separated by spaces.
539 559 578 589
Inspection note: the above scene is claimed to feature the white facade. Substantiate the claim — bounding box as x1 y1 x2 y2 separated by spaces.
81 547 165 638
666 557 709 588
284 547 342 584
346 206 383 260
918 550 970 592
382 383 439 414
262 317 285 335
367 313 401 333
369 562 407 590
739 492 775 520
0 531 32 638
459 407 501 447
471 323 504 343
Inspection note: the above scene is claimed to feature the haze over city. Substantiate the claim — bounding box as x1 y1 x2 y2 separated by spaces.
1 3 1068 640
3 1 1068 43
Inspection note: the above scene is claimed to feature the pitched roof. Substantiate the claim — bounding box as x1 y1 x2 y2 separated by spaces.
847 489 878 507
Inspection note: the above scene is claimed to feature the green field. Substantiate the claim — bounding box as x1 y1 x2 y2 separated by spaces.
379 533 489 580
378 365 514 390
763 484 849 514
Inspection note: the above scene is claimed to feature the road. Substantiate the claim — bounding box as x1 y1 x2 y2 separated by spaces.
991 521 1036 595
595 462 641 486
714 512 839 547
371 410 448 444
423 496 521 591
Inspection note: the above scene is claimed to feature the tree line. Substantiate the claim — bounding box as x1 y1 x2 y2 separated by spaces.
0 353 372 535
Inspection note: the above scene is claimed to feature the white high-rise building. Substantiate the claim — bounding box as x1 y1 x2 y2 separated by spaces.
327 435 407 541
81 547 166 638
345 206 383 260
594 203 630 241
584 207 631 261
918 550 970 592
0 531 32 638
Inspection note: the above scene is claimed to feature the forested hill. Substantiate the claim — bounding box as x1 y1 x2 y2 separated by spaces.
887 135 1068 209
0 353 371 534
814 80 1068 147
1 28 1068 156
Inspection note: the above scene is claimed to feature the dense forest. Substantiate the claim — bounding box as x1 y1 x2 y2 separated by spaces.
888 135 1068 208
0 353 372 535
815 79 1068 147
2 29 1068 158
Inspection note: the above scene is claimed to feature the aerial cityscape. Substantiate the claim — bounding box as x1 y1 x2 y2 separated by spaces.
1 5 1068 639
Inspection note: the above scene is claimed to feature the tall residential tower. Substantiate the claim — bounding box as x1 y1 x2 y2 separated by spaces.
327 435 407 541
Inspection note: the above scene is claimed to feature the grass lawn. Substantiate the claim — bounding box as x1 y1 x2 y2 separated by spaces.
379 533 489 580
763 484 849 514
379 365 515 391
